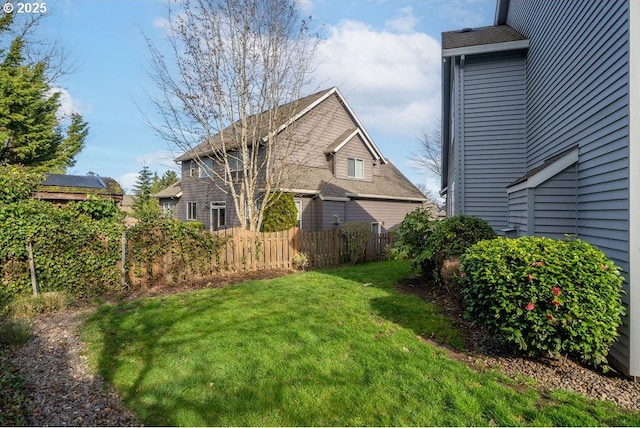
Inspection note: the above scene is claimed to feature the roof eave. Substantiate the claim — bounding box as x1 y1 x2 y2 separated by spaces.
442 39 529 58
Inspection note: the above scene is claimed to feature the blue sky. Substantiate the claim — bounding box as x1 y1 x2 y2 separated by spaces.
30 0 495 194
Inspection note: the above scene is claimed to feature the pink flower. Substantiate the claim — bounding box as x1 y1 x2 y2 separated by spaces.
527 273 534 283
459 271 466 278
552 287 561 297
526 302 535 311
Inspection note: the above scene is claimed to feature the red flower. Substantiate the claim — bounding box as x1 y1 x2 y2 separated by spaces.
552 286 561 297
527 273 534 282
552 299 560 307
526 302 535 311
547 313 555 321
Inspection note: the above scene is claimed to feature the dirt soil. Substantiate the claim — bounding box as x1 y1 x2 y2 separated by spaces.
397 276 640 411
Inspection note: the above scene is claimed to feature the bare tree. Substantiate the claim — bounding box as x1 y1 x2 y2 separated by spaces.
411 119 442 178
146 0 317 230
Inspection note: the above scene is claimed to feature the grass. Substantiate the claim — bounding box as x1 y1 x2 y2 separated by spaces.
81 260 640 426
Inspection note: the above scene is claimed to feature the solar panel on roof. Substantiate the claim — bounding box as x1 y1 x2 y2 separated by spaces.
42 174 106 189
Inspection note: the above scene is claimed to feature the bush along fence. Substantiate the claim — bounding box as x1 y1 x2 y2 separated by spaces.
0 220 393 305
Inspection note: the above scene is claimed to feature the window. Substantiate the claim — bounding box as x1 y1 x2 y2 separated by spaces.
161 201 176 217
371 222 381 234
347 158 364 179
294 200 302 228
199 158 214 178
187 202 197 220
228 151 243 171
210 201 226 231
189 161 198 177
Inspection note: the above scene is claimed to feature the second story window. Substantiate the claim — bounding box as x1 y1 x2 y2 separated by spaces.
199 158 214 178
348 158 364 179
228 151 243 171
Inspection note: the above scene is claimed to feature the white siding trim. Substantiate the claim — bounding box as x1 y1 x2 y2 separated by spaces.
628 0 640 377
507 148 579 193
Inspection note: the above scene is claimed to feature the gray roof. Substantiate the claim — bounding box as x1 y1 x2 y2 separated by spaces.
176 87 336 162
442 25 526 50
285 162 426 201
153 180 182 198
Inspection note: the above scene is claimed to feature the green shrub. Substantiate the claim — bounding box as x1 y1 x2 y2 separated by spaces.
388 207 433 261
0 199 124 308
459 236 625 369
261 192 297 232
419 215 495 283
0 318 31 346
342 222 370 264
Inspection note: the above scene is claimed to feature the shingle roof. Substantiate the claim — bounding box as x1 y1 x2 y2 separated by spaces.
442 25 526 50
176 87 336 162
152 180 182 198
285 162 426 201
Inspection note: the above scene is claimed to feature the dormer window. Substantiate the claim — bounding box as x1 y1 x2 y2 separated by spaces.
348 158 364 179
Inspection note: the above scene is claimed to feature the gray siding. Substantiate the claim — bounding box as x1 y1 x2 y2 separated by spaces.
506 0 632 373
322 201 346 231
459 52 527 230
345 200 422 232
507 188 528 236
533 165 577 239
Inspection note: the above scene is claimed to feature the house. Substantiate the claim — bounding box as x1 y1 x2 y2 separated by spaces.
153 179 182 217
171 87 426 232
440 0 640 376
34 174 124 204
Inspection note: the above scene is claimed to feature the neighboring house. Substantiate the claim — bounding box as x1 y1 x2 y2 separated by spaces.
171 87 426 232
34 174 124 204
153 179 182 217
441 0 639 376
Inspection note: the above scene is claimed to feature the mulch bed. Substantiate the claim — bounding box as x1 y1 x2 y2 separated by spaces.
397 275 640 411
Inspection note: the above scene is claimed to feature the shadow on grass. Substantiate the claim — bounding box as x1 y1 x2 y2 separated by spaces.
318 261 466 350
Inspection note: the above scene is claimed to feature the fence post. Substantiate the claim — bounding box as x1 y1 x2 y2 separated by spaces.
121 231 127 288
26 241 40 296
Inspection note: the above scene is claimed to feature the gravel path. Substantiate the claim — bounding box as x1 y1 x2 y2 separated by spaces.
10 309 139 427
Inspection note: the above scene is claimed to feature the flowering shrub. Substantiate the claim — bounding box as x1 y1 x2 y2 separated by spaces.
459 236 625 369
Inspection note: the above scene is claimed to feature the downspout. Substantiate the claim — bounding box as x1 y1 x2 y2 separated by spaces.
458 54 466 214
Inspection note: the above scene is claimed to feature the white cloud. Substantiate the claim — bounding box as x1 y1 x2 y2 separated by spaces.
384 6 419 33
118 172 140 194
313 19 441 139
48 87 89 119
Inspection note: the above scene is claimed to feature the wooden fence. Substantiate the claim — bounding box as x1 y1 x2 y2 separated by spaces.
127 227 393 287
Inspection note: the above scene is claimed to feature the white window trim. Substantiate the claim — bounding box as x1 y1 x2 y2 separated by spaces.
295 200 302 229
348 157 364 179
187 202 197 220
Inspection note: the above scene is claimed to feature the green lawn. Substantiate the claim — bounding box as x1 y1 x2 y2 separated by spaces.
81 260 640 426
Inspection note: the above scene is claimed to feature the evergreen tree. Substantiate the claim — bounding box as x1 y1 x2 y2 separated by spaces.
151 170 179 194
132 166 160 220
0 15 88 173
